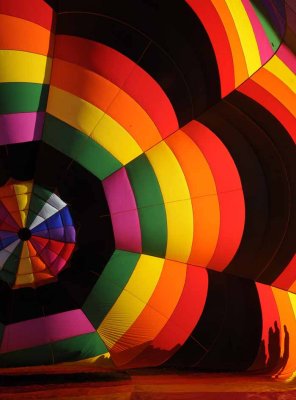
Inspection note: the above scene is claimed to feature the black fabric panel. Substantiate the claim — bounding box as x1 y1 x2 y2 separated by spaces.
55 0 220 125
198 104 269 280
0 143 114 324
194 273 262 371
165 270 227 367
55 13 149 64
165 271 262 371
0 142 39 184
226 91 296 284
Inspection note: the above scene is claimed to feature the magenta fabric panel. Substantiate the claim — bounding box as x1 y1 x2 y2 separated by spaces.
277 45 296 74
242 0 272 64
0 112 44 144
0 309 95 353
103 167 142 253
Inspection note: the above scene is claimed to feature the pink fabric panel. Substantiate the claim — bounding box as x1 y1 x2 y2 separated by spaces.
242 0 273 64
103 168 142 253
0 112 44 144
0 309 95 353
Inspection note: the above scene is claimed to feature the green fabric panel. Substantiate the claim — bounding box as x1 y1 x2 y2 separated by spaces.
82 250 140 328
126 154 167 257
0 83 49 114
26 184 52 228
0 333 106 367
52 332 107 363
250 1 281 51
0 344 53 367
0 242 23 285
43 115 122 180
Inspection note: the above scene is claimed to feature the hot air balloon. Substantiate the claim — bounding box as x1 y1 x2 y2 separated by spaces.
0 0 295 381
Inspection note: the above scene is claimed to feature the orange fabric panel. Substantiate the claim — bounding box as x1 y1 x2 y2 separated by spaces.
0 14 53 56
50 58 162 151
165 130 220 267
211 0 248 85
110 259 187 366
272 287 296 378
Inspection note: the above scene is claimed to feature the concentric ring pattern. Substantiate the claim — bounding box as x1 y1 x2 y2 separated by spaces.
0 180 76 288
0 0 295 379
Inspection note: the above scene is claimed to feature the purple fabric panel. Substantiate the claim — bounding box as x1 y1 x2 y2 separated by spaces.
32 226 75 242
103 167 142 253
0 310 95 353
0 231 18 240
0 112 44 145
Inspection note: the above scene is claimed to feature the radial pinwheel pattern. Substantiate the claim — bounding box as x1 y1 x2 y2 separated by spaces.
0 180 75 288
0 0 295 380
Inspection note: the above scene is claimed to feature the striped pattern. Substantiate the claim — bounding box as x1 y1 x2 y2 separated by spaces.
0 0 295 380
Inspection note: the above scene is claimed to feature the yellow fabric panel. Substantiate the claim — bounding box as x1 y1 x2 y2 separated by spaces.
47 86 104 135
264 55 296 94
14 273 34 287
224 0 261 75
17 243 32 275
146 142 193 263
14 182 32 227
98 254 164 350
252 69 296 117
91 114 143 165
0 50 51 84
288 292 296 319
13 181 33 195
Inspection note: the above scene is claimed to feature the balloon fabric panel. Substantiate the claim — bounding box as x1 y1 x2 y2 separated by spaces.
0 0 295 380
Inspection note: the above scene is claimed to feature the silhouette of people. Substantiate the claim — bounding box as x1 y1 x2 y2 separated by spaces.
275 324 290 377
267 321 281 371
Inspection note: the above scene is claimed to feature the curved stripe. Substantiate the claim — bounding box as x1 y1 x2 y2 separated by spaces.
238 79 295 142
82 250 140 329
277 45 296 74
182 120 245 271
0 1 54 30
125 154 167 258
98 254 164 350
241 0 272 64
0 50 51 84
47 86 143 164
51 58 162 152
273 255 296 292
185 0 234 96
43 115 122 180
251 68 295 118
0 14 53 56
124 265 208 368
146 142 193 263
225 0 261 75
110 259 187 367
166 130 220 267
0 310 95 354
0 112 44 145
54 35 178 137
0 83 49 114
264 55 296 93
103 168 142 253
211 0 249 86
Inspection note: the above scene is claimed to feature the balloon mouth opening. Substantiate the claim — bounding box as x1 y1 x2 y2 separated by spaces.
18 228 32 241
